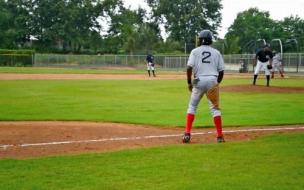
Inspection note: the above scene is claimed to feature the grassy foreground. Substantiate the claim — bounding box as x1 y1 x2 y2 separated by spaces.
0 78 303 126
0 133 303 189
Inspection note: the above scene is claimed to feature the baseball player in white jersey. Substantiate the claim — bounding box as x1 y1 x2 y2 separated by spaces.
182 30 225 143
271 51 284 78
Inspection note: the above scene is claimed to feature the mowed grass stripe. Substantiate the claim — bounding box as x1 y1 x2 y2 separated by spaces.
0 133 303 189
0 79 303 126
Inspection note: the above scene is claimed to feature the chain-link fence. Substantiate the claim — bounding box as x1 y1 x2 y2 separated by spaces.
34 54 147 68
34 53 304 73
0 50 35 66
223 53 304 73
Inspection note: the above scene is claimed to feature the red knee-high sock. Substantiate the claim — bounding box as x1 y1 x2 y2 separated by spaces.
213 116 223 137
185 113 195 133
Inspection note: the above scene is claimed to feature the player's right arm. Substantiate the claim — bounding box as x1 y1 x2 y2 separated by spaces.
218 70 224 84
187 66 193 92
186 50 196 92
254 53 258 66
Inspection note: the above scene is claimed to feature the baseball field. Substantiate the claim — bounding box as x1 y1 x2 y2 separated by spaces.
0 67 303 189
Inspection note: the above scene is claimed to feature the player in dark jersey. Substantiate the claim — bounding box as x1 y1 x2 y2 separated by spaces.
252 45 273 86
146 54 156 77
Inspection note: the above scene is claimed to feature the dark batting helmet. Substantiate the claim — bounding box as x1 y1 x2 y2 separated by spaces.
198 30 213 45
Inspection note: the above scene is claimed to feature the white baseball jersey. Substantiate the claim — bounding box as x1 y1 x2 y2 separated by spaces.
272 53 282 65
272 53 283 72
186 45 224 116
187 45 225 77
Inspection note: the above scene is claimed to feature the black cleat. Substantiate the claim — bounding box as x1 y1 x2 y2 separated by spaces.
182 133 191 143
217 136 225 143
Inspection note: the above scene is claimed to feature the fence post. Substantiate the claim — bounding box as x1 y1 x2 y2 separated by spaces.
32 53 35 66
288 54 291 72
300 54 302 72
297 53 300 73
179 56 181 70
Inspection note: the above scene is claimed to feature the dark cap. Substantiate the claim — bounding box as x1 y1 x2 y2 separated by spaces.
198 30 213 40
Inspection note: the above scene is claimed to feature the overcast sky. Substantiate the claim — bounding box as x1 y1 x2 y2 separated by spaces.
123 0 304 38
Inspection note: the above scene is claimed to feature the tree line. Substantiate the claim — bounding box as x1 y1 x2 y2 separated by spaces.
217 8 304 54
0 0 303 54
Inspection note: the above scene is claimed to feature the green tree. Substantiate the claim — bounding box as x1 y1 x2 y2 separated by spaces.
133 23 161 54
0 0 31 48
146 0 222 43
30 0 106 53
0 0 12 48
225 8 275 53
105 6 160 54
277 16 304 52
30 0 66 51
224 36 241 54
155 39 184 54
106 7 143 53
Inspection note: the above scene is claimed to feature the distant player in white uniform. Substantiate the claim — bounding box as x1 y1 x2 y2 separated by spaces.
182 30 225 143
271 51 284 78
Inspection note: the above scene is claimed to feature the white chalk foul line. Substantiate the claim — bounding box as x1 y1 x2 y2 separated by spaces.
0 126 303 150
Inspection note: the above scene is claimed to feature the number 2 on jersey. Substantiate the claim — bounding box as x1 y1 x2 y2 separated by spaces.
201 51 211 63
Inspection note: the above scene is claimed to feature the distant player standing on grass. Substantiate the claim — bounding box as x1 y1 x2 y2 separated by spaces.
271 51 285 78
182 30 225 143
252 45 273 86
146 54 156 77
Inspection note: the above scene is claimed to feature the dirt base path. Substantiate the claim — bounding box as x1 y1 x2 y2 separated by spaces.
0 73 265 80
0 121 303 159
1 73 303 93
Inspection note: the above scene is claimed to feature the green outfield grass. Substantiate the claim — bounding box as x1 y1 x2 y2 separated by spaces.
0 78 303 127
0 70 303 189
0 133 303 189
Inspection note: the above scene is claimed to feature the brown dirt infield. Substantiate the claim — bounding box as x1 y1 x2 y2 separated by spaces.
0 72 263 80
0 121 303 159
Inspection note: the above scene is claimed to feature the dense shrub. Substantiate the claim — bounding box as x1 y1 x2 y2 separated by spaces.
0 49 35 66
